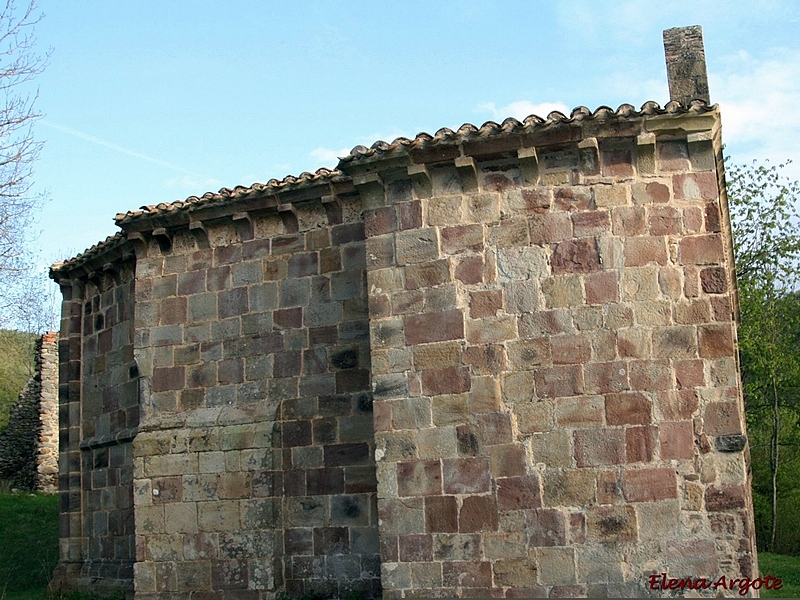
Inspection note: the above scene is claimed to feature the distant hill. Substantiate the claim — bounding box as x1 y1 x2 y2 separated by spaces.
0 330 37 434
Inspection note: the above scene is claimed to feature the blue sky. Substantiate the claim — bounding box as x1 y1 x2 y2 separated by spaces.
26 0 800 272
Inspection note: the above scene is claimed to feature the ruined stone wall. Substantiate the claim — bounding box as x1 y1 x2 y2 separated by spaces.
37 332 60 493
129 190 380 598
50 260 139 595
345 109 757 597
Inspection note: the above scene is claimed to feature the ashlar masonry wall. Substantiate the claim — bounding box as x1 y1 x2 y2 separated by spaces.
49 101 758 599
123 181 381 598
346 104 757 598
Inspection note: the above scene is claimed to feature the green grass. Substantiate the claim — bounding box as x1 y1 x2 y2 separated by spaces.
759 552 800 598
0 491 58 599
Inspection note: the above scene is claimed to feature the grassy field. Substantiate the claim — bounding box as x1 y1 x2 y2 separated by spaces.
1 490 800 598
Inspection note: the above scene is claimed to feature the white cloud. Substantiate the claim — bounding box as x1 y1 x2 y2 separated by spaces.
711 48 800 179
310 146 350 167
478 101 572 122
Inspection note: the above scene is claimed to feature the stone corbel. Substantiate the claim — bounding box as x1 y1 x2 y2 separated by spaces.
636 132 656 175
152 228 173 254
102 263 122 286
578 137 600 176
277 203 299 234
321 194 343 225
352 173 385 211
407 164 432 199
687 130 715 171
188 221 210 249
127 232 149 258
454 156 479 192
518 147 540 186
232 212 254 241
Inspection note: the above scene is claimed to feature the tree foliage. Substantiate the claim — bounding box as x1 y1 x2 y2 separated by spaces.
0 0 51 332
728 159 800 554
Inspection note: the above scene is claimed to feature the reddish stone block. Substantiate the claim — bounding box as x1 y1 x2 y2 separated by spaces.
442 561 492 588
331 222 366 245
476 412 513 445
569 511 586 545
612 206 646 236
574 429 625 467
572 210 610 237
405 310 464 345
674 359 704 389
380 534 399 562
586 505 638 543
626 426 657 463
369 294 391 319
551 335 592 365
554 187 593 211
405 260 450 291
585 361 629 394
320 247 342 273
534 365 584 398
521 188 552 213
422 366 471 396
683 206 703 233
425 495 458 533
660 421 694 460
530 212 573 244
273 307 302 330
365 206 398 237
584 271 619 305
443 457 491 494
628 361 671 393
648 206 681 236
705 484 746 511
624 236 668 267
622 467 677 502
679 234 723 265
602 148 634 177
497 475 542 511
527 508 567 546
673 172 718 200
399 533 433 562
605 392 651 425
657 390 699 420
711 296 732 321
397 460 443 497
283 420 312 447
274 351 302 378
699 324 734 358
704 401 742 436
704 201 721 232
160 296 188 325
152 366 185 392
700 266 727 294
463 345 507 376
469 290 503 319
459 495 498 532
442 224 484 254
551 238 601 274
218 288 248 318
178 271 205 295
455 255 484 285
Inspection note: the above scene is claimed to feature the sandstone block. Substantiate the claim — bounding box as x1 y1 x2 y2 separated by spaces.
425 495 458 533
555 395 605 428
441 224 484 254
404 310 463 345
698 323 734 358
497 247 548 281
422 366 471 396
527 508 567 546
673 172 718 201
488 217 530 248
529 212 573 245
459 495 499 532
622 467 677 502
679 234 723 265
536 546 577 585
572 210 610 237
542 275 584 308
554 187 593 211
453 255 484 285
469 376 502 413
396 228 439 265
632 181 670 205
659 420 694 460
605 391 651 426
584 271 619 305
543 468 596 507
585 361 629 394
442 457 491 494
586 505 637 543
442 560 492 588
516 401 555 434
427 196 464 226
535 365 583 398
594 184 628 207
551 238 601 274
574 428 625 467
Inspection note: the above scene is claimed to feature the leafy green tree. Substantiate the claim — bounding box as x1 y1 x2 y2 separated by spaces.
728 159 800 553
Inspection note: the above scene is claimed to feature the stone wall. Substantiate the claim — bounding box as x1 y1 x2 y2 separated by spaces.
48 26 759 594
50 255 139 595
347 109 757 597
127 187 381 598
0 332 59 493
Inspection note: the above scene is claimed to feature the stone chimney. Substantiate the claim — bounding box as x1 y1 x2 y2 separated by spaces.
663 25 711 105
